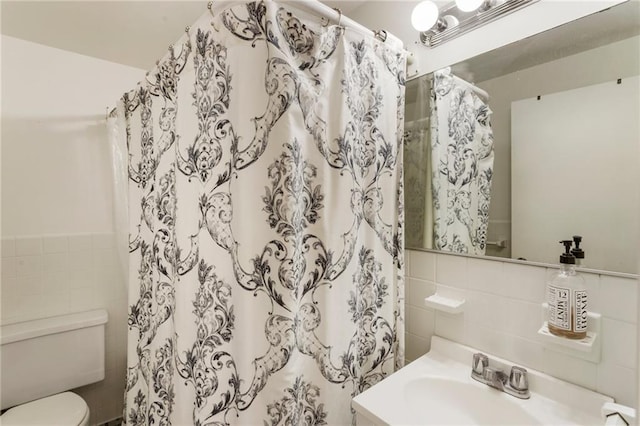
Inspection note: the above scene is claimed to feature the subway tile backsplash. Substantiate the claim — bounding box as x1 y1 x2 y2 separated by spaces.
43 235 69 253
404 249 639 407
2 238 16 257
1 233 126 324
599 275 638 324
1 240 635 417
15 236 43 256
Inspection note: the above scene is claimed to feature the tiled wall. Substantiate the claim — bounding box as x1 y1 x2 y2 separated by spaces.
404 249 638 407
1 233 128 424
1 35 143 425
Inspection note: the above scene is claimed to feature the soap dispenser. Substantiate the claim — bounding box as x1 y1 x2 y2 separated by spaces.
546 240 588 339
571 235 585 268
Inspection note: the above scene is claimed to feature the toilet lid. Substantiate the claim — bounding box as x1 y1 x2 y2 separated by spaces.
1 392 89 426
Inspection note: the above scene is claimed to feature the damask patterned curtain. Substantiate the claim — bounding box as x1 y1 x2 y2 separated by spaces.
114 1 405 424
430 68 494 255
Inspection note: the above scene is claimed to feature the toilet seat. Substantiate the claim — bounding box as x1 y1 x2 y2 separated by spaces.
1 392 90 426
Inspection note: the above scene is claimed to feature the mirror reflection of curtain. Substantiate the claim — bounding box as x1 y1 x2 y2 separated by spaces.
404 77 433 248
430 68 494 255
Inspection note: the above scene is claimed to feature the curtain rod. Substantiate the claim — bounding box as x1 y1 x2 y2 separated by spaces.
427 68 490 102
283 0 375 39
209 1 398 45
405 116 430 131
452 75 489 102
107 0 402 119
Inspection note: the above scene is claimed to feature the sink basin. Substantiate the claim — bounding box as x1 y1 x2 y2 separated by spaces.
404 377 538 425
352 336 614 425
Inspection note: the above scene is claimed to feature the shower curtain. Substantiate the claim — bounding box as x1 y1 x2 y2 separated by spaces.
113 1 405 424
430 68 494 255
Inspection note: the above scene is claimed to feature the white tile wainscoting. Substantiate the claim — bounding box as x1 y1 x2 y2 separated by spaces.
2 237 636 419
404 249 639 407
1 233 128 424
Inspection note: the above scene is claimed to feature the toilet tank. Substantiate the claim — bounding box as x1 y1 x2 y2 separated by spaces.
0 309 108 410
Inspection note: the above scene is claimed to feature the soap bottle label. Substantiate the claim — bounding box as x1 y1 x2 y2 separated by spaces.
548 285 570 330
574 290 588 332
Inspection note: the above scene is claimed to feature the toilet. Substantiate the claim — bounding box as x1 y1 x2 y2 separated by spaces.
0 309 108 425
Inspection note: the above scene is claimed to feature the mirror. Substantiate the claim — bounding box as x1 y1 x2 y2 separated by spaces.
404 1 640 274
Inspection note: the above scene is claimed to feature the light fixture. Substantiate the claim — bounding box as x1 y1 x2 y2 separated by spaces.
417 0 539 48
455 0 485 12
411 0 440 32
441 15 460 29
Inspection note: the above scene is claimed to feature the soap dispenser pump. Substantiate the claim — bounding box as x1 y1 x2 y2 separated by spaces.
546 240 588 339
571 235 585 268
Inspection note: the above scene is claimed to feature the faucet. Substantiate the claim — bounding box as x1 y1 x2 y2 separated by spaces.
471 353 530 399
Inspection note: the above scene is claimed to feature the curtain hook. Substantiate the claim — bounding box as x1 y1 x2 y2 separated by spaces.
332 7 342 27
207 1 220 32
185 25 191 34
374 29 387 42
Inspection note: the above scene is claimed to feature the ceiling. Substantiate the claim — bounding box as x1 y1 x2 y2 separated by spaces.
3 0 638 82
0 0 367 70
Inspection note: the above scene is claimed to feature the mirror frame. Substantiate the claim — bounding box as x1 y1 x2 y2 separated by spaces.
409 247 639 280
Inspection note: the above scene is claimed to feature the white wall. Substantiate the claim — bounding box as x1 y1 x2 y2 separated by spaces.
1 35 142 235
1 35 143 424
405 249 639 407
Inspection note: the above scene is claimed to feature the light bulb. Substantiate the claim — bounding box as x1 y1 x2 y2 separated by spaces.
455 0 485 12
411 1 439 32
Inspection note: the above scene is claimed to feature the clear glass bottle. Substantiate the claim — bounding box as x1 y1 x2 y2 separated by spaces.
546 240 588 339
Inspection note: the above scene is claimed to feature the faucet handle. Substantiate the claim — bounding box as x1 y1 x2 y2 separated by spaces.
509 366 529 391
472 353 489 376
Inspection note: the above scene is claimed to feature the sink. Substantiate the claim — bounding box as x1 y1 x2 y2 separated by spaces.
352 336 614 425
404 377 538 425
